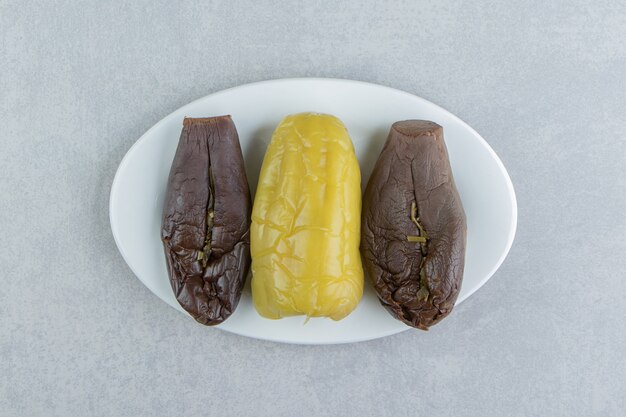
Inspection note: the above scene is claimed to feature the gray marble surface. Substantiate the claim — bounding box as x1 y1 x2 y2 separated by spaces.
1 1 625 416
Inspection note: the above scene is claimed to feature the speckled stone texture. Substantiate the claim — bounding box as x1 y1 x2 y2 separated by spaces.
1 1 625 416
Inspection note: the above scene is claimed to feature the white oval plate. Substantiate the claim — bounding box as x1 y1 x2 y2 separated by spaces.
110 78 517 344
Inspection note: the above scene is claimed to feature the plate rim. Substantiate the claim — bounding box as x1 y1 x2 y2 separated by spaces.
109 77 518 344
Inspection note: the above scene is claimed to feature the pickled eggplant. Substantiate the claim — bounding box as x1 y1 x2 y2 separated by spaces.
361 120 466 330
161 116 251 325
251 113 364 320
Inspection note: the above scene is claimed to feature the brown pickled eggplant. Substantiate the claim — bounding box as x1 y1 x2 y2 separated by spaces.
361 120 466 330
161 116 251 325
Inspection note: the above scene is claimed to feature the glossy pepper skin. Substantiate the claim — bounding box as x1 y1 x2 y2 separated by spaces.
161 116 251 325
361 121 466 330
251 113 364 320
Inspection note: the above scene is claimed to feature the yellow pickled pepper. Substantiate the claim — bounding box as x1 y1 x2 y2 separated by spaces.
251 113 364 320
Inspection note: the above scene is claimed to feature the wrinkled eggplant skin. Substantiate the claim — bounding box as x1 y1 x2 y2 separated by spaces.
361 120 466 330
161 116 251 326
